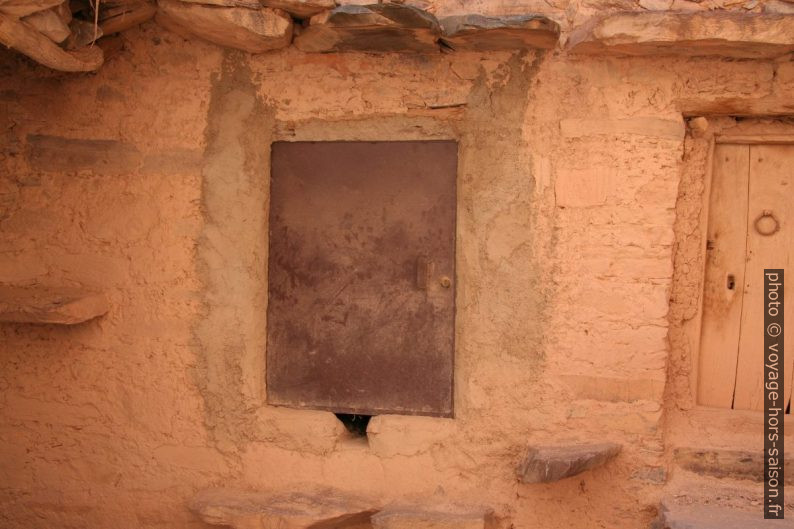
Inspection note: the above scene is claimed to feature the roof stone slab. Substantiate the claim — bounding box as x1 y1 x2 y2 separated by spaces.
439 14 560 51
294 3 441 53
567 11 794 59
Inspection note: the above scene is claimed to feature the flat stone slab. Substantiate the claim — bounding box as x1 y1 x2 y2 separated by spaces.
372 508 492 529
439 14 559 51
567 12 794 59
517 442 621 483
0 285 109 324
656 500 794 529
156 0 293 54
674 447 794 484
189 487 377 528
262 0 335 18
294 3 440 53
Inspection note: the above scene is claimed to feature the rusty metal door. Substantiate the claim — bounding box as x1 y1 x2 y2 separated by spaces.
267 141 457 417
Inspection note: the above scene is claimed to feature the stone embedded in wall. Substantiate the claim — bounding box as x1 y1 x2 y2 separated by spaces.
372 508 494 529
156 0 293 54
262 0 335 18
638 0 673 10
567 11 794 59
0 285 109 324
654 500 794 529
517 442 622 483
294 3 441 53
26 134 142 173
674 447 794 483
178 0 260 8
438 14 560 51
765 0 794 14
189 487 377 528
687 116 709 137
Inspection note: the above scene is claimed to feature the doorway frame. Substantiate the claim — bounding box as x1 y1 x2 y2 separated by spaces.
686 129 794 410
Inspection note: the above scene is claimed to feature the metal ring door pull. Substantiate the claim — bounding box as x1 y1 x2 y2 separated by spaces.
754 210 780 236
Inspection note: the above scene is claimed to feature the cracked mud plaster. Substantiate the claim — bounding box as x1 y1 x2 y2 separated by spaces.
457 50 551 375
194 51 272 452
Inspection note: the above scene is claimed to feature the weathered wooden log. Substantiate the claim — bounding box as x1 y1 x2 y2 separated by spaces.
99 0 156 35
0 0 61 18
21 5 70 42
0 12 103 71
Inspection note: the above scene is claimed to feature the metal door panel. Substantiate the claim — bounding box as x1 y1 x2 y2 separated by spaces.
267 141 457 417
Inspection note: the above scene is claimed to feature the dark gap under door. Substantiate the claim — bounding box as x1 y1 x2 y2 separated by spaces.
266 141 457 417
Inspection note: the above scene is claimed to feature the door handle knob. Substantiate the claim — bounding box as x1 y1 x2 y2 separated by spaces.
754 210 780 236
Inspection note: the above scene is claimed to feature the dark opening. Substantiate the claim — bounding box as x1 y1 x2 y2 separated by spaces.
335 413 372 438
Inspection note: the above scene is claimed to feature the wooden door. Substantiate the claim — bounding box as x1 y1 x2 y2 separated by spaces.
698 144 793 412
267 141 457 417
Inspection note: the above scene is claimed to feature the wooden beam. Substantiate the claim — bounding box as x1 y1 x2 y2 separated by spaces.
0 0 62 18
0 12 103 71
697 144 749 409
715 135 794 145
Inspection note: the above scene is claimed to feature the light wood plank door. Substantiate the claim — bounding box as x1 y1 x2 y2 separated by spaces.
733 145 793 411
698 144 750 408
698 143 793 411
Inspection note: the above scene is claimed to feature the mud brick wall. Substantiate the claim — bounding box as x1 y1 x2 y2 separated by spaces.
0 8 793 528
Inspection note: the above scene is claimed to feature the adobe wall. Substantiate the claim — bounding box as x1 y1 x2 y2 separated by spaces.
0 8 792 529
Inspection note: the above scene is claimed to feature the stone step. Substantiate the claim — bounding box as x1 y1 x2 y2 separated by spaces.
190 488 495 529
372 508 493 529
517 442 621 484
654 500 794 529
0 285 109 324
674 447 794 484
189 488 377 529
